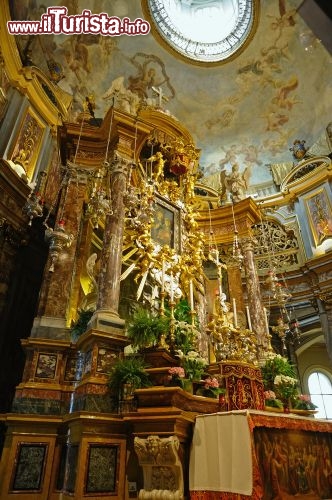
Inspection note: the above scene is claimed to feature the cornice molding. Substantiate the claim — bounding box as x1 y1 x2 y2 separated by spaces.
0 1 72 126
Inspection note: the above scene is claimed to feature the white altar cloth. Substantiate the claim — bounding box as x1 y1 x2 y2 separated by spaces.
189 411 252 495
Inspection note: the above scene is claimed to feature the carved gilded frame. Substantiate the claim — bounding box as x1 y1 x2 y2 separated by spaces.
8 106 46 181
151 194 182 253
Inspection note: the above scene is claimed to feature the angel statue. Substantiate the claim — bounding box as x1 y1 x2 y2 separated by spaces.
219 163 251 204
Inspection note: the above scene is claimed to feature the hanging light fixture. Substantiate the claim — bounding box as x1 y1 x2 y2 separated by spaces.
123 121 140 215
42 113 83 272
44 167 74 272
230 196 244 268
85 107 114 228
22 170 47 225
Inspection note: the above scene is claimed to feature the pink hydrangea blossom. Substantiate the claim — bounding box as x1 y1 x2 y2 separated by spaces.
168 367 185 378
299 394 311 402
204 377 219 389
264 390 276 400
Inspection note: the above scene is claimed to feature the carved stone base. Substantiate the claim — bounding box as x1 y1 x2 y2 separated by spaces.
88 309 126 333
134 435 184 499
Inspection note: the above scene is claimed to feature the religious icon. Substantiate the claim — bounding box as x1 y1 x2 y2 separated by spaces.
305 188 332 246
151 203 174 248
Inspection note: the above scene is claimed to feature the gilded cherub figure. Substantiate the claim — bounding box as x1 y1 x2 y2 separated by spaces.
147 151 165 184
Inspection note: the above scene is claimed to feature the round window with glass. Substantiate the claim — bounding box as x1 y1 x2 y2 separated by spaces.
142 0 258 64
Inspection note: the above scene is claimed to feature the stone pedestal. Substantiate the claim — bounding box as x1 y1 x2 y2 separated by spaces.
11 337 76 415
134 435 184 499
72 328 129 413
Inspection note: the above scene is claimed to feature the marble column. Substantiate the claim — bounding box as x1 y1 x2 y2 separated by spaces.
32 169 86 339
242 237 271 358
90 152 130 332
318 294 332 363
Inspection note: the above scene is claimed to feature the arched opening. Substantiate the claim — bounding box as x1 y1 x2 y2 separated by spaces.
307 370 332 419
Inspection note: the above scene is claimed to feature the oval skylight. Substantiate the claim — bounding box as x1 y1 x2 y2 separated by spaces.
143 0 258 64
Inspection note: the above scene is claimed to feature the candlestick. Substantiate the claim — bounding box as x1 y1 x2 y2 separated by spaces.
161 259 165 293
264 307 270 334
233 298 238 328
245 306 252 331
189 280 194 311
169 296 176 351
170 272 174 301
159 290 165 317
218 277 223 301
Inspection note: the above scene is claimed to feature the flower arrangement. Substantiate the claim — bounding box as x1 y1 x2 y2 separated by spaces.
173 320 199 354
261 354 296 391
274 374 298 401
293 394 318 410
201 377 225 399
167 366 185 387
263 390 283 409
176 350 208 381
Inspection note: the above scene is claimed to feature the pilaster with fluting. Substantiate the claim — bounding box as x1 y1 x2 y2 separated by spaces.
242 237 270 356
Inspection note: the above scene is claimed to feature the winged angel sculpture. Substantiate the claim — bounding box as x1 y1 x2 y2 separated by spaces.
219 163 251 204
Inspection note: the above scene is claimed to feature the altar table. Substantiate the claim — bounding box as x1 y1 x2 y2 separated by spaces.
189 410 332 500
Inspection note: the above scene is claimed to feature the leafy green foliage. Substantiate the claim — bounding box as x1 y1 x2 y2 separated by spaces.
70 309 94 341
164 299 198 354
265 397 283 409
127 307 169 349
261 354 296 390
174 299 192 323
108 355 151 397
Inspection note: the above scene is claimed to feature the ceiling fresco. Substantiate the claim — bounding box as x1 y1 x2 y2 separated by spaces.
8 0 332 191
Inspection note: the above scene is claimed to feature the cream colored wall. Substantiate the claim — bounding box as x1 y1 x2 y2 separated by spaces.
296 341 332 393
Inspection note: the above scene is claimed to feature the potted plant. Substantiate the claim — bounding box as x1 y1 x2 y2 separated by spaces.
167 299 199 354
196 377 226 399
70 308 94 342
293 394 318 412
263 390 283 411
126 307 169 350
261 353 296 391
176 350 208 382
167 366 186 387
273 374 299 411
108 355 151 401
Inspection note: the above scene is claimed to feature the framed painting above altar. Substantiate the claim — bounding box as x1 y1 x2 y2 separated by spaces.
304 187 332 246
151 195 181 252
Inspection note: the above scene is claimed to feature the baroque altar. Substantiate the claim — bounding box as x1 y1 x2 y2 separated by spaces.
190 410 332 500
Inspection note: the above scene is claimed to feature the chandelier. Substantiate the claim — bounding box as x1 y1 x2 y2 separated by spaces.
85 109 115 228
85 161 113 228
